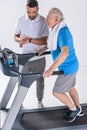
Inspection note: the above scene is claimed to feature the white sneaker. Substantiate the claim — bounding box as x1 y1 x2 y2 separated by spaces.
77 111 85 116
77 106 85 117
38 101 44 108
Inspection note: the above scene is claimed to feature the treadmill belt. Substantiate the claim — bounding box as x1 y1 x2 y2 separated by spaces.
21 106 87 130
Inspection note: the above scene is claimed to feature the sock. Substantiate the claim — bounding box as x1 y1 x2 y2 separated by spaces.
70 106 76 111
79 105 82 110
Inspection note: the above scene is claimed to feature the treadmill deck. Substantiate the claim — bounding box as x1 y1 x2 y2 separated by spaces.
21 105 87 130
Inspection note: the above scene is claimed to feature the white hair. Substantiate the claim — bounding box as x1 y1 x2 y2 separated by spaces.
49 7 64 21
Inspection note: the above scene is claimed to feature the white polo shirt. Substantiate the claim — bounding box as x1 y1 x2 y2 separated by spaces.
15 14 49 54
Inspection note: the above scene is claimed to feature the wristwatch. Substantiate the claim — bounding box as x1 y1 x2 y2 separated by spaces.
29 38 32 43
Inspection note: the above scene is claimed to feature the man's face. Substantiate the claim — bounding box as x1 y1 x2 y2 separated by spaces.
46 12 58 28
26 6 39 20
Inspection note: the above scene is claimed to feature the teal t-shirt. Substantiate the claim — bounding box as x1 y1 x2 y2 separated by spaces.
51 26 79 75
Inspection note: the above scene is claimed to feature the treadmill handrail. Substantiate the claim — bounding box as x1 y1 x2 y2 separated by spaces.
1 48 51 57
19 70 64 76
0 48 64 77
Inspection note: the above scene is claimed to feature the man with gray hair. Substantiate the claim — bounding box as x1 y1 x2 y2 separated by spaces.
43 7 85 123
14 0 49 108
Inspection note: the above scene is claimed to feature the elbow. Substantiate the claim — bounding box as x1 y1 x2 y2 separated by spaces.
65 51 68 57
14 35 17 42
65 51 68 59
63 50 68 59
64 47 69 58
14 36 15 41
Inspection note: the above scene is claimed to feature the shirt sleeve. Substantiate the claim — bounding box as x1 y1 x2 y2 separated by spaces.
58 27 73 48
41 21 49 37
14 18 21 35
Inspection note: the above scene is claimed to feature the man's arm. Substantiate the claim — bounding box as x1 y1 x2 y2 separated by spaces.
43 46 68 77
14 34 48 47
14 34 29 47
14 34 21 43
37 44 48 56
30 36 48 45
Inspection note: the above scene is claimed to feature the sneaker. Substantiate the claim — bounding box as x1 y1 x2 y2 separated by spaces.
64 107 80 123
77 106 85 117
77 111 85 116
38 101 44 108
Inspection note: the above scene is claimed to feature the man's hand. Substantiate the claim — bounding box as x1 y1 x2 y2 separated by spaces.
37 45 48 56
43 67 53 77
20 36 29 47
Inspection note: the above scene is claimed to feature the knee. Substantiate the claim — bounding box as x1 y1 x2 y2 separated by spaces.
52 91 55 96
52 91 59 97
52 91 62 98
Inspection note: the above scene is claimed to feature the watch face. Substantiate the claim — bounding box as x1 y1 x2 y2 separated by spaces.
29 38 32 43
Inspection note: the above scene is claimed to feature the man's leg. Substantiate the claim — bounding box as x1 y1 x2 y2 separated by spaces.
22 57 46 108
69 87 80 107
36 76 44 108
53 92 74 108
53 91 81 122
34 57 46 108
52 74 82 122
69 87 85 116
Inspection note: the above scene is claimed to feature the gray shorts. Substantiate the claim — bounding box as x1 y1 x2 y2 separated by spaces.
53 74 76 93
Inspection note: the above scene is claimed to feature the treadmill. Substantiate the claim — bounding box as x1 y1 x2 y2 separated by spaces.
0 48 87 130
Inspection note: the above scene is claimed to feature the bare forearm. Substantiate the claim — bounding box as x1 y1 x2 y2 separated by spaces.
31 37 48 45
43 46 68 77
37 45 48 56
14 34 48 47
50 50 68 71
14 35 21 43
43 51 68 77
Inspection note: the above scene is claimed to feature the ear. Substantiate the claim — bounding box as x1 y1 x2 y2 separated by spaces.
55 18 58 23
37 7 39 11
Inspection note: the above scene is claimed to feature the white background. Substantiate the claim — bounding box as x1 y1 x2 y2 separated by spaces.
0 0 87 109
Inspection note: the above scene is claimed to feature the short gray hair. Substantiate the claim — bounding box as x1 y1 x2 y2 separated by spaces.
49 7 64 21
